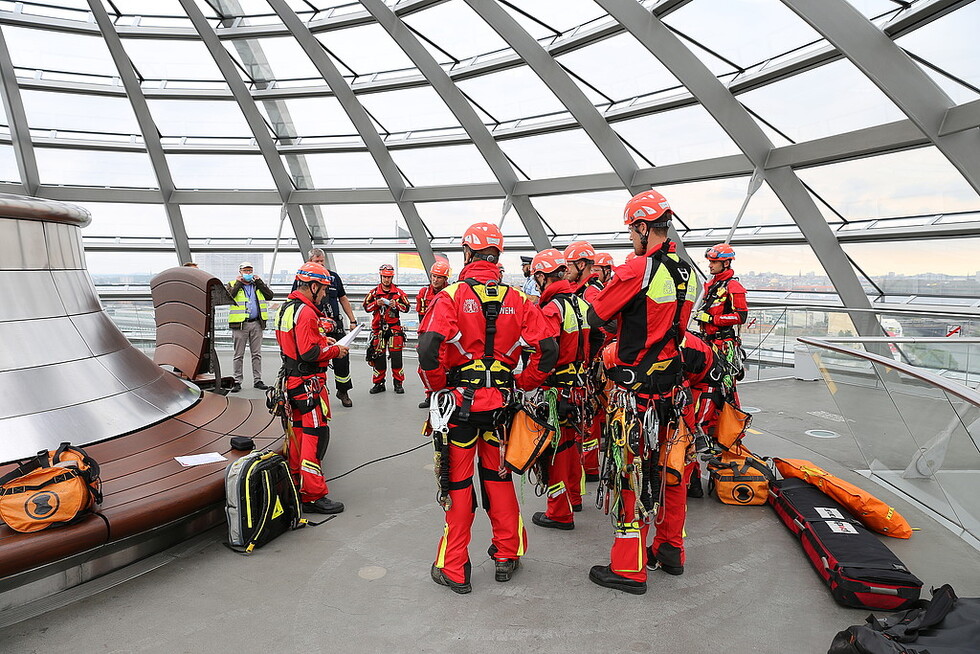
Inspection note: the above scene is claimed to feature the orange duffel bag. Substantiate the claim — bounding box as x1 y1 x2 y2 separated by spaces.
0 443 103 533
504 408 557 474
773 458 912 539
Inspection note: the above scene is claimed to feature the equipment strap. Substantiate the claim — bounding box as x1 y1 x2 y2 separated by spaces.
457 278 510 422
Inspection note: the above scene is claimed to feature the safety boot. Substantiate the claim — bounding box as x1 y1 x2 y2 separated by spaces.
588 565 646 595
419 397 431 409
532 511 574 530
369 383 386 394
646 545 684 575
336 390 353 408
430 565 471 594
303 496 345 514
687 475 704 498
393 382 405 394
493 558 520 582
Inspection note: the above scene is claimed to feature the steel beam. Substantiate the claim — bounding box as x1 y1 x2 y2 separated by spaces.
360 0 551 250
266 0 436 270
597 0 876 331
782 0 980 194
0 27 38 195
178 0 313 259
87 0 191 264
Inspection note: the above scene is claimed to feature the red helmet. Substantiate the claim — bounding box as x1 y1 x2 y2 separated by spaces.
295 262 330 284
379 264 394 276
530 248 567 275
624 189 671 226
594 252 614 267
705 243 735 261
462 222 504 252
625 252 637 263
563 240 596 263
601 341 618 370
430 260 451 277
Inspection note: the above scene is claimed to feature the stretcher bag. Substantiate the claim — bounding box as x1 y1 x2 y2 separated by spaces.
0 443 102 533
503 408 556 474
774 458 912 539
714 400 751 452
225 450 304 553
707 450 773 505
769 478 921 611
829 584 980 654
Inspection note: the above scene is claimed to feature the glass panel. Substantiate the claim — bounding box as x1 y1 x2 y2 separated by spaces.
86 251 180 282
121 38 225 82
181 204 284 239
20 91 139 136
308 204 407 239
663 0 822 68
402 0 509 61
0 145 21 183
797 147 980 221
290 152 388 189
35 148 156 187
391 144 497 186
498 129 613 178
896 3 980 93
458 66 566 124
167 154 275 189
147 99 253 138
316 23 415 75
843 0 902 18
255 97 358 139
843 238 980 298
415 199 509 237
358 87 461 134
224 37 322 83
557 34 681 102
730 243 834 293
530 190 631 236
74 203 170 238
738 60 906 143
2 26 118 78
505 0 606 34
611 105 742 166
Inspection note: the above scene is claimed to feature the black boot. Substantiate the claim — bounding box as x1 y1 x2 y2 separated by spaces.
369 383 386 394
430 564 471 594
532 511 574 530
494 558 520 582
393 382 405 394
588 565 646 595
336 390 353 408
419 397 431 409
687 475 704 498
647 545 684 575
303 496 345 514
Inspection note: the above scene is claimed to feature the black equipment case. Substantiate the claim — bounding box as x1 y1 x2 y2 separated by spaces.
769 478 922 611
225 450 304 553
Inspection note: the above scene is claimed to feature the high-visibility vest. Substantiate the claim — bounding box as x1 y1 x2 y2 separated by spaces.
228 283 269 324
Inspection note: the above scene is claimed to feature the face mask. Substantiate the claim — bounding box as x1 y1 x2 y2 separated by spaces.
242 273 254 282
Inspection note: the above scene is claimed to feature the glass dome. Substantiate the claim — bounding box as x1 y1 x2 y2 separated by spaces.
0 0 976 308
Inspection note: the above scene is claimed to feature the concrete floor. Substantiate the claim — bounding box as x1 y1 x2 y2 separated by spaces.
1 353 978 654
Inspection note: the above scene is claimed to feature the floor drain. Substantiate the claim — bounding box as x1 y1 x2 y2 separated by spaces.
742 406 761 414
805 429 840 439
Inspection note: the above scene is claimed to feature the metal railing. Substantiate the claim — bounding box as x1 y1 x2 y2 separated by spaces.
799 336 980 549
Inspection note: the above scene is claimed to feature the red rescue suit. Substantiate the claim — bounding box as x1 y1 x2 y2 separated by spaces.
275 291 342 502
537 280 590 525
576 273 607 477
416 283 440 320
588 240 697 582
363 283 410 385
696 269 747 343
417 260 557 587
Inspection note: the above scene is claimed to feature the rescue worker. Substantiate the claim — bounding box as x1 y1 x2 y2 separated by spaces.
528 248 591 530
363 264 410 394
417 222 558 594
594 252 614 285
274 262 347 514
695 243 748 400
585 189 697 595
416 260 451 409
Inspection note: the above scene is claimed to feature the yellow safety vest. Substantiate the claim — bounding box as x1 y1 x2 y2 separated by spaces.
228 283 269 324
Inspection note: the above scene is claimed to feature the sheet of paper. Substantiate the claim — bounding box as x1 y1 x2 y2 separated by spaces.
336 324 362 348
174 452 228 467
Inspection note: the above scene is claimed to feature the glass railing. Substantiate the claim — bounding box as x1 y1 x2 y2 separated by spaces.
800 336 980 548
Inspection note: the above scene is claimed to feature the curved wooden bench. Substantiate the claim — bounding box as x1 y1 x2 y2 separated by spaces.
0 393 283 580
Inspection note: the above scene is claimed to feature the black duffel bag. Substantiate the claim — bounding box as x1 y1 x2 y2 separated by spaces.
829 583 980 653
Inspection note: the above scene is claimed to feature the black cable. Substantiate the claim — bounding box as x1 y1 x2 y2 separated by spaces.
325 442 429 482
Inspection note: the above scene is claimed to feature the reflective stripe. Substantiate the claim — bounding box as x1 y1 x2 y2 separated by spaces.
229 285 269 323
547 482 566 499
516 514 526 557
436 523 450 568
